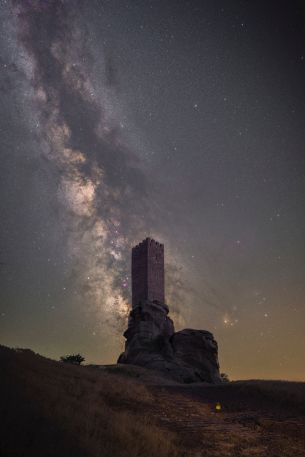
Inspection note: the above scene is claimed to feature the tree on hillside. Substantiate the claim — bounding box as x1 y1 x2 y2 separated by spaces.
60 354 85 365
220 372 230 383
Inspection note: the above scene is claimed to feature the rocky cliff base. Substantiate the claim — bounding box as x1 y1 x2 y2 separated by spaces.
118 300 221 384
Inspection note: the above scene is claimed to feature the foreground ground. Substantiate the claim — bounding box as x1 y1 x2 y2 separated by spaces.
1 345 305 457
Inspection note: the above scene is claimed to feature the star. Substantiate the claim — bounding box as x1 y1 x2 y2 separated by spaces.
0 0 304 384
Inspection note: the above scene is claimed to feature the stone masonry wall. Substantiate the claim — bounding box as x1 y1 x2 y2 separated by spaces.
132 238 164 307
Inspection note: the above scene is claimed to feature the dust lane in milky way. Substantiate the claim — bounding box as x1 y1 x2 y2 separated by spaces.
0 0 304 380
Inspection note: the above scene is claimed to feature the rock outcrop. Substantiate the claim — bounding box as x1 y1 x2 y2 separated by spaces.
118 300 221 384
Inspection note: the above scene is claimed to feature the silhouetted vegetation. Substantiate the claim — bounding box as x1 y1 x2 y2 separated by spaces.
60 353 85 365
221 372 230 382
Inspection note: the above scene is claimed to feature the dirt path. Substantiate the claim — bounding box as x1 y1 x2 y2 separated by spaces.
149 385 305 457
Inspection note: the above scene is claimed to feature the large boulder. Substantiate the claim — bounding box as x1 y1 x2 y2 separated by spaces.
118 300 175 366
118 300 222 384
171 329 221 383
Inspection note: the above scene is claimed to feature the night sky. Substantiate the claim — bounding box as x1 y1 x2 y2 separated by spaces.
0 0 304 380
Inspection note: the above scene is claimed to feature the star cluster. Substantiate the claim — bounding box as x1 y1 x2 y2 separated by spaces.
0 0 304 379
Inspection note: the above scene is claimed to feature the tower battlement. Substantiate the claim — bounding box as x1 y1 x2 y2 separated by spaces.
131 237 165 307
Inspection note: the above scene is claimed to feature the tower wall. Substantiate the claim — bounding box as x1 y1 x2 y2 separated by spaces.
132 238 165 307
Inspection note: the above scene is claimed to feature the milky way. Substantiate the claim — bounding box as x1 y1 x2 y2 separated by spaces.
0 0 304 379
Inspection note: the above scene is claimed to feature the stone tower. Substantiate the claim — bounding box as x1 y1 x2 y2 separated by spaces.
131 237 165 307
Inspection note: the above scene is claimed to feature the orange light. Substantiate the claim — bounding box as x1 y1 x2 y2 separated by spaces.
215 402 221 412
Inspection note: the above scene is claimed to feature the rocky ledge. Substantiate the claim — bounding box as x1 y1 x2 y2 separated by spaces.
118 300 221 384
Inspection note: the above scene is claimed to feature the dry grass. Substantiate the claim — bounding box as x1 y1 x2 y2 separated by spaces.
0 345 182 457
1 345 305 457
196 425 305 457
227 380 305 416
148 380 305 457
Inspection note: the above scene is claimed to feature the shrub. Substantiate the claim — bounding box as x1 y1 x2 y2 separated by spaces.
220 372 230 382
60 354 85 365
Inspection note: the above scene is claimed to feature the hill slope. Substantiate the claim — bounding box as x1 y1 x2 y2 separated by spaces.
1 345 305 457
0 345 179 457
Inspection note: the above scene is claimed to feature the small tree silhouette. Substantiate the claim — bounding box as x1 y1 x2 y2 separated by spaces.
221 372 230 383
60 354 85 365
